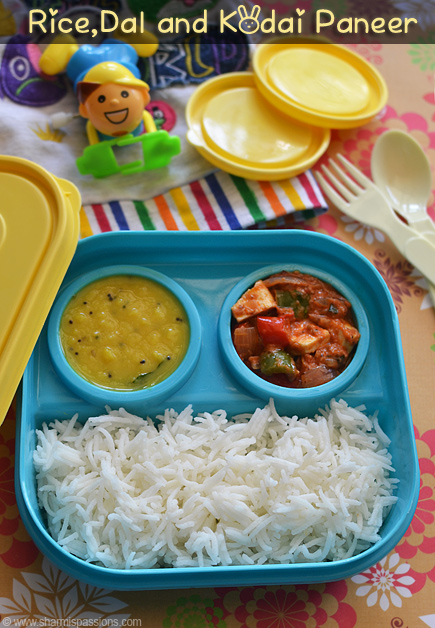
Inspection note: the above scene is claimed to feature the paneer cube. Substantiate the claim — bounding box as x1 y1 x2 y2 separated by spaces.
232 281 276 323
309 314 360 356
287 320 330 355
334 319 360 354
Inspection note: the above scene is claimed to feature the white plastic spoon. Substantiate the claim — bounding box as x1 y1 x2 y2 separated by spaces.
372 130 435 307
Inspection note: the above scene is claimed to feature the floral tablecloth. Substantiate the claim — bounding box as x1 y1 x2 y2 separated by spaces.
1 43 435 628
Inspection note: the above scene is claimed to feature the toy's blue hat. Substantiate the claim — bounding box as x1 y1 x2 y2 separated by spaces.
67 41 141 90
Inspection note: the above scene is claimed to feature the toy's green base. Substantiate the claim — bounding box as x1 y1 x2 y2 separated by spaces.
76 131 181 178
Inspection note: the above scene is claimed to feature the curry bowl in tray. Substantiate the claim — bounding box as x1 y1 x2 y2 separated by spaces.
15 230 419 591
219 264 369 415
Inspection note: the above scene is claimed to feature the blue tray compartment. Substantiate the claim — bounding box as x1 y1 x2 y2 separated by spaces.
16 231 419 590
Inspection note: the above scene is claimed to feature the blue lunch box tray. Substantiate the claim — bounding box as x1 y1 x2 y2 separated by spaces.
16 230 419 590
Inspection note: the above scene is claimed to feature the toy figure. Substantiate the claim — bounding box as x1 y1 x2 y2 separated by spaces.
76 62 156 145
39 37 181 178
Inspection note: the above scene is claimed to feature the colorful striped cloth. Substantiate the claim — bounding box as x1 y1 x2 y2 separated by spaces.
81 170 327 237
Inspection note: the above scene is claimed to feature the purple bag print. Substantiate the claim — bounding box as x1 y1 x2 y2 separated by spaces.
1 35 67 106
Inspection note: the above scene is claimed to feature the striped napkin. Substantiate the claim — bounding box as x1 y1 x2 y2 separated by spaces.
81 170 327 237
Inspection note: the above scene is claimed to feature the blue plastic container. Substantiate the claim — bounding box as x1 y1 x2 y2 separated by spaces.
16 231 419 590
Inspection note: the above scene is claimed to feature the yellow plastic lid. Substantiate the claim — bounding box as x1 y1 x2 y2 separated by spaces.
254 42 388 129
0 157 81 427
186 73 330 181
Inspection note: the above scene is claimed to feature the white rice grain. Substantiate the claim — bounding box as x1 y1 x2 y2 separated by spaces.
34 399 398 569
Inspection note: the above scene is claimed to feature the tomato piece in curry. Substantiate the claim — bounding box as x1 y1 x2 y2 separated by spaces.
231 271 360 388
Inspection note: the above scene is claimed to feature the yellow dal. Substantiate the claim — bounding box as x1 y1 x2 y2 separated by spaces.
60 275 189 390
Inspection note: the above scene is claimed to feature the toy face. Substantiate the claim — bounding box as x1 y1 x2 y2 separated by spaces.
80 83 150 137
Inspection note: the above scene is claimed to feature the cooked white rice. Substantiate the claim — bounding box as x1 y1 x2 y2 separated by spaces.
33 399 398 569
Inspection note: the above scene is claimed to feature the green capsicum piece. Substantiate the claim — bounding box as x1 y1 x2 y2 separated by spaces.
275 290 310 320
260 348 298 380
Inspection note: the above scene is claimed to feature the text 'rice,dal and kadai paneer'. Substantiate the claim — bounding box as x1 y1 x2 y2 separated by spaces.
60 275 189 390
232 271 361 388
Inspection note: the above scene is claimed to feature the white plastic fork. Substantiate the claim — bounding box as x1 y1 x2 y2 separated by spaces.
316 154 435 285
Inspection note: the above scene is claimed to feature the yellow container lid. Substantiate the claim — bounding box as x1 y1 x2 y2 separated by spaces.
186 73 330 181
253 42 388 129
0 157 81 427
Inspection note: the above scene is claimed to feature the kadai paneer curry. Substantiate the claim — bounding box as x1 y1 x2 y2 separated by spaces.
231 271 361 388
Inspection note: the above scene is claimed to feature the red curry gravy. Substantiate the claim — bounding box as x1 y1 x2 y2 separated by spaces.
231 271 361 389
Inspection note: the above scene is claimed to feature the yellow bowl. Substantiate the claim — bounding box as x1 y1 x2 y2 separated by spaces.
254 42 388 129
186 73 330 181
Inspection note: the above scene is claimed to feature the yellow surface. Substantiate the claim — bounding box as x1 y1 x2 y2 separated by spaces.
0 174 52 356
186 73 330 180
268 48 370 115
202 87 310 165
0 0 16 36
60 275 189 390
254 42 388 129
0 157 80 426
